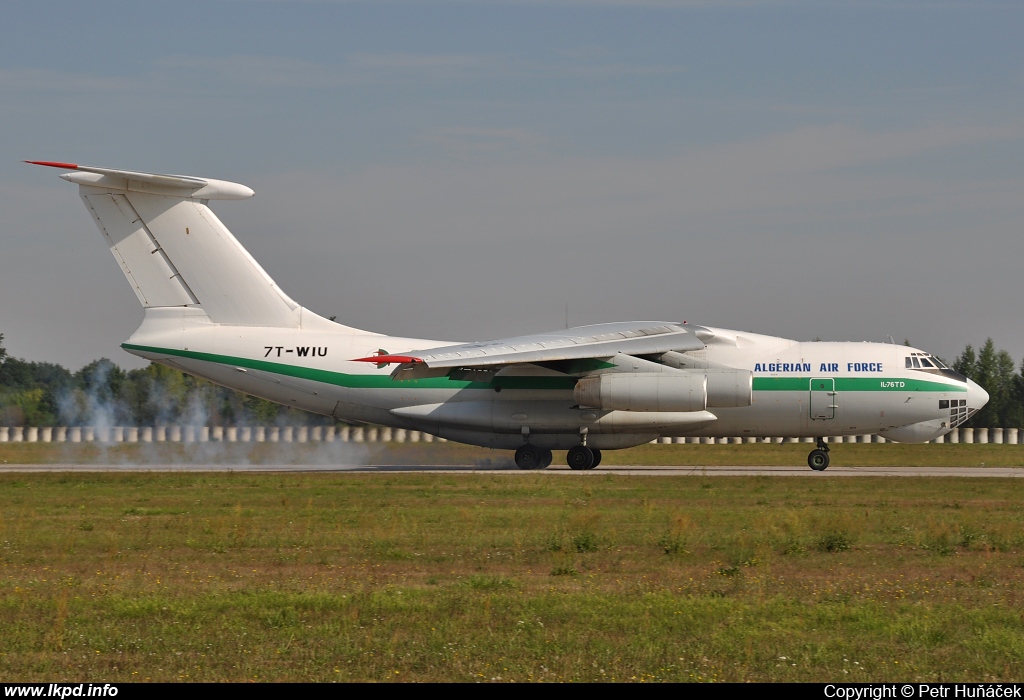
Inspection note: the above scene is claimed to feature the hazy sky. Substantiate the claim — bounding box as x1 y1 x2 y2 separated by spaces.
2 1 1022 370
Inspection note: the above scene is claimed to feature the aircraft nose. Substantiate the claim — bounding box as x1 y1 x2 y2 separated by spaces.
966 378 989 411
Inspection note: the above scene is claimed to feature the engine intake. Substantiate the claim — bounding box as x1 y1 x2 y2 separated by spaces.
705 369 753 408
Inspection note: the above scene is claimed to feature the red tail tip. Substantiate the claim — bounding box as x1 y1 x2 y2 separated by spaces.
25 160 79 169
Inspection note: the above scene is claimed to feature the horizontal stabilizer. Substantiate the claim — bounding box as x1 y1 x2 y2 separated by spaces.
26 161 254 200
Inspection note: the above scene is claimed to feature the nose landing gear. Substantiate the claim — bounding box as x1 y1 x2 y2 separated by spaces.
807 438 830 471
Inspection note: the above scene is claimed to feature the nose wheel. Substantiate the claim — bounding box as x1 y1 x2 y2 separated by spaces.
515 445 552 470
807 438 830 471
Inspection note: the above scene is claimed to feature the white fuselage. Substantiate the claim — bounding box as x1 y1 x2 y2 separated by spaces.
123 311 984 451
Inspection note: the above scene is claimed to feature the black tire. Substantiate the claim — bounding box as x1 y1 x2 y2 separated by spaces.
567 445 595 470
588 448 602 469
515 445 545 470
808 448 830 471
538 449 553 469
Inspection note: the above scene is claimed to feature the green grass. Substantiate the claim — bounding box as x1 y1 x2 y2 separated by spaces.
1 440 1023 467
1 473 1023 681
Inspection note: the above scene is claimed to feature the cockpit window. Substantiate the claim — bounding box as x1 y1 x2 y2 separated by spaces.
906 352 948 370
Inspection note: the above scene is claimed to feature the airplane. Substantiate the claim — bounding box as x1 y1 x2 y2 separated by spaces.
26 160 990 471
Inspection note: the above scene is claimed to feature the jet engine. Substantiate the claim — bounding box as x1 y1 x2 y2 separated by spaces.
704 369 753 408
574 369 752 412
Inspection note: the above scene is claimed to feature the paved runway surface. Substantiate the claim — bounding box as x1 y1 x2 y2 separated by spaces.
1 464 1023 477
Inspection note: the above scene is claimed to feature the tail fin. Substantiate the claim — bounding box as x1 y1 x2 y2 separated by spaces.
29 161 302 328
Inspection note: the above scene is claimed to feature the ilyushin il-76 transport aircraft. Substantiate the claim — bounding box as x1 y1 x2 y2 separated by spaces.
28 161 989 471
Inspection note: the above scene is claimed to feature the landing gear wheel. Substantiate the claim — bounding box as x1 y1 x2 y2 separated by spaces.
515 445 548 470
538 449 553 469
567 445 595 470
808 448 830 471
588 448 602 469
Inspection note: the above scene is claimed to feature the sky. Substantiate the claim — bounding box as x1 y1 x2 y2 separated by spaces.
2 1 1022 370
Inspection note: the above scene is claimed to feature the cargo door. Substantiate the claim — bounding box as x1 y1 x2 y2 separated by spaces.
809 378 836 420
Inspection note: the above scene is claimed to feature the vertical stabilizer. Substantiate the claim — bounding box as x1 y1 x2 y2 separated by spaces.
30 161 304 328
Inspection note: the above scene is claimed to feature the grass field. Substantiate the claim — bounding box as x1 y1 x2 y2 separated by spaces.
1 470 1023 682
2 440 1024 467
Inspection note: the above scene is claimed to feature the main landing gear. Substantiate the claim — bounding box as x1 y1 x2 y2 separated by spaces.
513 445 603 470
514 444 552 470
567 445 601 470
808 438 830 471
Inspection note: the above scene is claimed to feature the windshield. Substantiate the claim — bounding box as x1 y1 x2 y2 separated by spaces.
905 352 948 370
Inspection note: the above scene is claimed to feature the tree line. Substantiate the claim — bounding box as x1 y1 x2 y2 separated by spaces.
0 334 329 428
1 332 1022 429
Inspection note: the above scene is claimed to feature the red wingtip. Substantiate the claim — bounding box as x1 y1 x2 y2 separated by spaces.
25 160 79 170
351 354 423 364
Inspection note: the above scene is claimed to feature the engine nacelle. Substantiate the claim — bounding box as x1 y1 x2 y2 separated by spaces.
574 372 707 412
705 369 753 408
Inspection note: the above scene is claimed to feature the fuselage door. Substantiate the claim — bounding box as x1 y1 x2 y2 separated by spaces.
810 378 836 420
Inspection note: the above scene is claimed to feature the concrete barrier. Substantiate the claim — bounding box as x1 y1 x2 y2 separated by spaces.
7 423 1023 448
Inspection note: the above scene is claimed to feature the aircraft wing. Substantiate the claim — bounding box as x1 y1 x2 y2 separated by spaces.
353 321 705 372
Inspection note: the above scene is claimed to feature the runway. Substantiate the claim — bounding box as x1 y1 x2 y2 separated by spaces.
1 463 1023 477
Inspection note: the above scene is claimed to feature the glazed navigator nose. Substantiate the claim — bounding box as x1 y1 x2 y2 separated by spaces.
966 379 989 411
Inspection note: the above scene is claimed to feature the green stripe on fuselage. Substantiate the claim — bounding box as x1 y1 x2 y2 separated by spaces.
121 344 577 391
122 344 964 395
753 377 966 392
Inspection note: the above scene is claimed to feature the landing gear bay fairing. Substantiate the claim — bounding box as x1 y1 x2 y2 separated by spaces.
28 162 989 470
